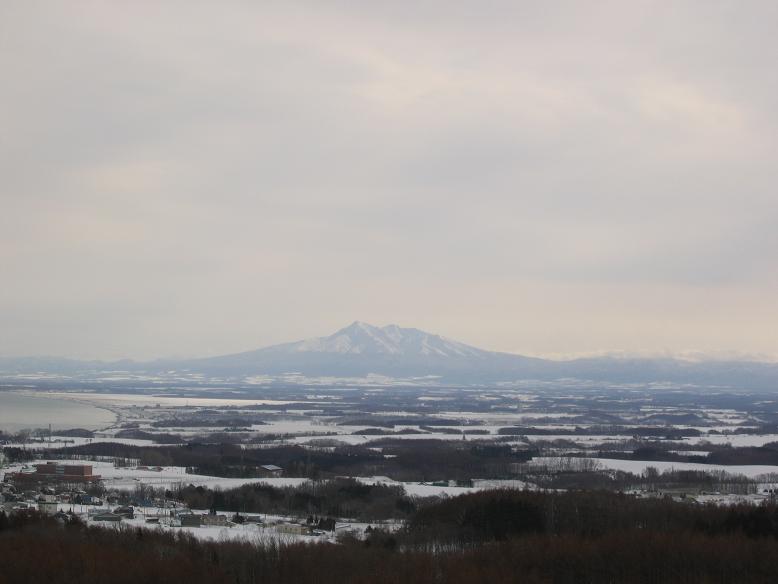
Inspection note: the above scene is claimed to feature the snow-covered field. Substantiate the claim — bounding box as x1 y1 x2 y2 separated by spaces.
679 434 778 448
533 457 778 479
11 428 778 452
4 436 162 450
3 460 309 491
3 459 532 497
59 504 390 544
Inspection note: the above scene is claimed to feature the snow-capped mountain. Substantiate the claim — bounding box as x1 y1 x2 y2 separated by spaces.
174 321 525 380
3 322 778 388
285 321 488 358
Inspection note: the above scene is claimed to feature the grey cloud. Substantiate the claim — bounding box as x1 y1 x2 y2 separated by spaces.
1 1 777 359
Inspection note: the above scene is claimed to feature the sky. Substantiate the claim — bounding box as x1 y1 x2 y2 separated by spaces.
1 1 777 361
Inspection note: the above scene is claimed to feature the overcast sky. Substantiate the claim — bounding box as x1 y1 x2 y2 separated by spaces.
2 1 777 361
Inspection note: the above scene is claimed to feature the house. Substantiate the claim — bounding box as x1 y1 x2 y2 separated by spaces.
259 465 283 478
37 495 58 515
202 514 228 527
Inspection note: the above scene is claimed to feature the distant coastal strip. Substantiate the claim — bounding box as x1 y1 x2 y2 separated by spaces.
0 390 117 432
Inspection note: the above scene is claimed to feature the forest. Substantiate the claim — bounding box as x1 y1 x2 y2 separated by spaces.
4 490 778 583
174 478 416 521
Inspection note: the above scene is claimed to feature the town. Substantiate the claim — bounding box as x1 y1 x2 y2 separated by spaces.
0 459 397 543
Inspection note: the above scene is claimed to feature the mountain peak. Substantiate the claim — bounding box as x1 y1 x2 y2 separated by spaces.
339 320 379 333
289 322 487 358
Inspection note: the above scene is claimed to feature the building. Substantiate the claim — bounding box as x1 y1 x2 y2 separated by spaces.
92 512 123 522
180 511 229 527
9 463 101 485
77 494 103 506
3 502 30 513
37 494 58 515
260 464 283 478
276 523 309 535
202 514 228 527
180 514 203 527
113 506 135 519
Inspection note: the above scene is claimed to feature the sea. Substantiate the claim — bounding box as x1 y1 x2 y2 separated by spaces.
0 391 116 432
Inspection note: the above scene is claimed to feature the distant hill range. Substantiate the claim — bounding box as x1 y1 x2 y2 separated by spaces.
2 321 778 389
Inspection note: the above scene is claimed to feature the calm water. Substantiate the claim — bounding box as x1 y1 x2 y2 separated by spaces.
0 392 116 432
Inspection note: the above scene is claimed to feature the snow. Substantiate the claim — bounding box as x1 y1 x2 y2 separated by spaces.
431 411 580 421
287 321 485 358
524 435 635 445
5 458 537 500
3 436 163 450
680 434 778 448
356 476 532 497
533 457 778 478
59 505 367 545
2 460 309 491
286 432 498 446
38 391 308 408
6 459 530 497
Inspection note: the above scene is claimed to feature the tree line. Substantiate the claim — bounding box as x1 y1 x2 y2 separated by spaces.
6 490 778 583
174 478 416 521
8 440 535 481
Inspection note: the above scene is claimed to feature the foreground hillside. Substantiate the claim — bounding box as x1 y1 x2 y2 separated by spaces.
4 490 778 584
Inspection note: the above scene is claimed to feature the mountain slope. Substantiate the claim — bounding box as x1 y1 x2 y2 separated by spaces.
183 321 545 379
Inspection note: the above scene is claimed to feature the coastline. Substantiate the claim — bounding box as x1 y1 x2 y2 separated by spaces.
0 390 119 432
